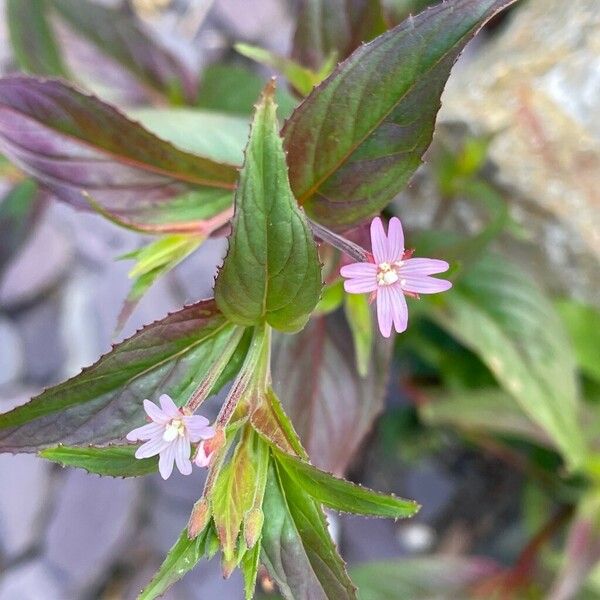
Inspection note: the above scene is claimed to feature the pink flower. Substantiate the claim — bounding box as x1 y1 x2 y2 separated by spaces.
126 394 215 480
193 440 214 468
340 217 452 337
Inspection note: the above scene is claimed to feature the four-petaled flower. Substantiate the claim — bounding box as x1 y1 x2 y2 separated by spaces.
127 394 215 480
340 217 452 337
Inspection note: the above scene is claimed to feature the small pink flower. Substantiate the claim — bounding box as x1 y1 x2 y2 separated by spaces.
340 217 452 337
193 440 214 468
126 394 215 480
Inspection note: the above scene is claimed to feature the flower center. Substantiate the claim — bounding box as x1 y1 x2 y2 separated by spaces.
163 418 186 442
376 262 400 286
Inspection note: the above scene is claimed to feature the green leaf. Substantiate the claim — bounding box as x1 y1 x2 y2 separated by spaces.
214 82 322 333
0 77 237 234
273 447 419 519
350 555 500 600
430 255 586 469
52 0 196 102
284 0 518 228
116 234 203 330
381 0 438 26
260 462 356 600
344 293 373 377
241 540 261 600
7 0 69 78
129 108 250 167
0 179 45 276
235 43 323 96
556 300 600 383
314 279 345 315
139 524 218 600
251 388 308 459
420 388 553 447
39 445 157 477
211 431 258 561
273 313 392 474
197 64 297 118
291 0 386 71
0 300 245 452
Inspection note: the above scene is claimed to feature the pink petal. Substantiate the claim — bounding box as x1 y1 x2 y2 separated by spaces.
158 443 176 479
126 422 164 442
401 275 453 294
174 437 192 476
399 258 449 276
183 416 214 443
340 262 377 278
370 217 388 264
344 277 378 294
376 286 394 338
386 217 404 262
159 394 181 418
388 284 408 333
143 399 169 424
135 435 169 459
194 441 213 468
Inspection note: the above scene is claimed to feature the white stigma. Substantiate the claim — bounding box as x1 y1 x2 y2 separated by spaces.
163 419 185 442
376 262 399 286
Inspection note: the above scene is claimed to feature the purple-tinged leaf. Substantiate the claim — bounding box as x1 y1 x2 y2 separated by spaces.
272 312 392 475
284 0 519 228
7 0 70 78
53 0 198 103
350 555 501 599
0 77 238 233
291 0 387 71
0 300 246 453
548 494 600 600
261 462 357 600
0 179 46 277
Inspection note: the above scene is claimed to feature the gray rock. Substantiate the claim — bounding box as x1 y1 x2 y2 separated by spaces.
0 219 72 310
341 514 406 565
0 386 40 413
176 556 244 600
0 454 51 559
44 469 141 595
404 459 456 522
438 0 600 303
14 298 65 384
172 237 226 306
0 559 65 600
0 318 23 388
212 0 293 54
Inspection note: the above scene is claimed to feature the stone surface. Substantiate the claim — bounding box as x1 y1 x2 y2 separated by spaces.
44 469 141 595
14 298 65 384
0 219 72 309
0 454 51 559
0 318 23 388
0 559 66 600
438 0 600 303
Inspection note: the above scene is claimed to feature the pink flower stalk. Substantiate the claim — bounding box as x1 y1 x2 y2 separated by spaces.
126 394 215 480
340 217 452 337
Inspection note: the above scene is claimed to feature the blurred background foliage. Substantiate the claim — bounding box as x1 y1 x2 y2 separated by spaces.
0 0 599 598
